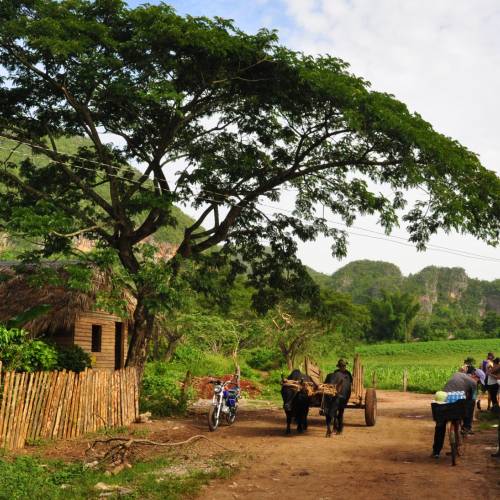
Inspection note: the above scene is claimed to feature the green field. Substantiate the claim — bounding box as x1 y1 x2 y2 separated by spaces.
354 339 500 393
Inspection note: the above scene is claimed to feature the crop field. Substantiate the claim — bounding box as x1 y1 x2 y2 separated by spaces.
353 338 500 393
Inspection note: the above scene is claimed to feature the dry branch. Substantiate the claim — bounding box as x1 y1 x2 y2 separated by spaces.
86 434 232 468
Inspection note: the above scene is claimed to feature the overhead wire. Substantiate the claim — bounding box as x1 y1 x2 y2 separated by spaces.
192 193 500 263
0 144 152 190
187 185 500 263
0 136 499 263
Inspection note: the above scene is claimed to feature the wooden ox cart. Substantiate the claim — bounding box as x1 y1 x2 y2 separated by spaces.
282 354 377 426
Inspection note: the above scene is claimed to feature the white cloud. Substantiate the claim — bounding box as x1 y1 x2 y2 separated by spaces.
279 0 500 279
283 0 500 171
131 1 500 279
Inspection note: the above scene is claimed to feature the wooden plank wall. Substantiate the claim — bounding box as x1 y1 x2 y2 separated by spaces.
74 311 127 370
0 365 139 451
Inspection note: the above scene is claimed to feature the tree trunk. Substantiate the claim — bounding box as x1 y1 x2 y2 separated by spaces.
163 335 182 362
152 326 160 361
125 298 155 379
278 340 293 372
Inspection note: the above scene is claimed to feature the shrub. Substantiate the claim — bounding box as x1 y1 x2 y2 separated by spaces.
173 344 234 376
140 362 195 417
56 345 92 372
0 325 58 371
246 347 283 371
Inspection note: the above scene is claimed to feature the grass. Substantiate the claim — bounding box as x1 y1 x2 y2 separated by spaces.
477 409 499 431
0 453 235 500
144 338 500 412
353 338 500 393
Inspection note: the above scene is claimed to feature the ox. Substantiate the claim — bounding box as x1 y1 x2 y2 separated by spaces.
281 369 312 434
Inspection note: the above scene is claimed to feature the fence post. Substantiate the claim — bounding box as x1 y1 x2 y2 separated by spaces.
403 369 408 392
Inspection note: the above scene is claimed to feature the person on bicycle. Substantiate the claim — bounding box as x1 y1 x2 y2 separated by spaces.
431 369 482 458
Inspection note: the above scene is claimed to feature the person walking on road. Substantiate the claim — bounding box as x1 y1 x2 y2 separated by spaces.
486 357 499 410
482 352 494 374
488 362 500 458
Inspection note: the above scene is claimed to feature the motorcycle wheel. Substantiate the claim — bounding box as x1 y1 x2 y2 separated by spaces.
226 407 237 425
208 405 220 432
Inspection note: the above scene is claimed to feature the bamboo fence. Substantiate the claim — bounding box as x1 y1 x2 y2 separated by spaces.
0 362 139 450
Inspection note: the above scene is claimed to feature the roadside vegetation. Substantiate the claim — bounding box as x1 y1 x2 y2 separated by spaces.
0 454 235 500
355 339 500 392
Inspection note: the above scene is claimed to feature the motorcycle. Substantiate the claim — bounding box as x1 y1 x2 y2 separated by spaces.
208 379 240 431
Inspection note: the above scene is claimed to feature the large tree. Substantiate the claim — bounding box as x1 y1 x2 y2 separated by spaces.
0 1 499 370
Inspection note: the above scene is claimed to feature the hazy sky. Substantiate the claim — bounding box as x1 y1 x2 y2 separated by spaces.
128 0 500 280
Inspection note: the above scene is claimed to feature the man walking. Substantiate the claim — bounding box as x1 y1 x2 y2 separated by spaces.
323 359 352 436
489 362 500 458
486 357 499 410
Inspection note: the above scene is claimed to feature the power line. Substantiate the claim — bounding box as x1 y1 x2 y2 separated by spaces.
1 136 499 263
0 144 153 191
189 192 500 263
275 184 491 259
0 135 491 257
191 187 500 263
0 134 133 175
254 200 500 262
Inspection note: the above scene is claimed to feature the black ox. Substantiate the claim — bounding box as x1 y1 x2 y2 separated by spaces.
322 369 352 437
281 369 312 434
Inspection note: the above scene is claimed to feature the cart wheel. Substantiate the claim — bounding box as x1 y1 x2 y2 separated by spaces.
364 388 377 426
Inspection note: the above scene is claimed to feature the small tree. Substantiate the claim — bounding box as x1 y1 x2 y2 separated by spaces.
270 306 322 370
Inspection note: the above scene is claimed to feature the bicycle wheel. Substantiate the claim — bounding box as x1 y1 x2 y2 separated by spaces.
448 421 460 466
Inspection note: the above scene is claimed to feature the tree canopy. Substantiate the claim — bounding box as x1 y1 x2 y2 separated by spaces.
0 0 499 368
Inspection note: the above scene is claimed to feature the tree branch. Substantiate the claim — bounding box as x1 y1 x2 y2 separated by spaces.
51 225 101 238
0 168 112 242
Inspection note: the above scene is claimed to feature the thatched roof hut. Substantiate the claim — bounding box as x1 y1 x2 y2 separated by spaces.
0 262 134 370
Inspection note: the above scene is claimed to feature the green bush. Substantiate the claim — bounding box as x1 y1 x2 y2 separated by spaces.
173 345 235 377
0 456 82 498
140 362 195 417
56 345 92 372
0 325 58 371
246 347 283 371
258 369 284 400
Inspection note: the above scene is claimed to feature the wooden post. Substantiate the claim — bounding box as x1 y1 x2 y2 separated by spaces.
29 371 49 441
403 369 408 392
0 369 9 447
18 372 35 448
5 372 20 448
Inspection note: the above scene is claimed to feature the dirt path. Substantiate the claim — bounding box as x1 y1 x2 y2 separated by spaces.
192 391 499 500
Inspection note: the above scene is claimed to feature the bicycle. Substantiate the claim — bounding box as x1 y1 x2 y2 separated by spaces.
447 419 463 466
432 399 473 466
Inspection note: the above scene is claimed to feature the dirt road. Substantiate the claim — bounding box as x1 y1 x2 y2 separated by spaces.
194 391 499 500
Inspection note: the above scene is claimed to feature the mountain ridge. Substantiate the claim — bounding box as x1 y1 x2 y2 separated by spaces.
308 259 500 317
